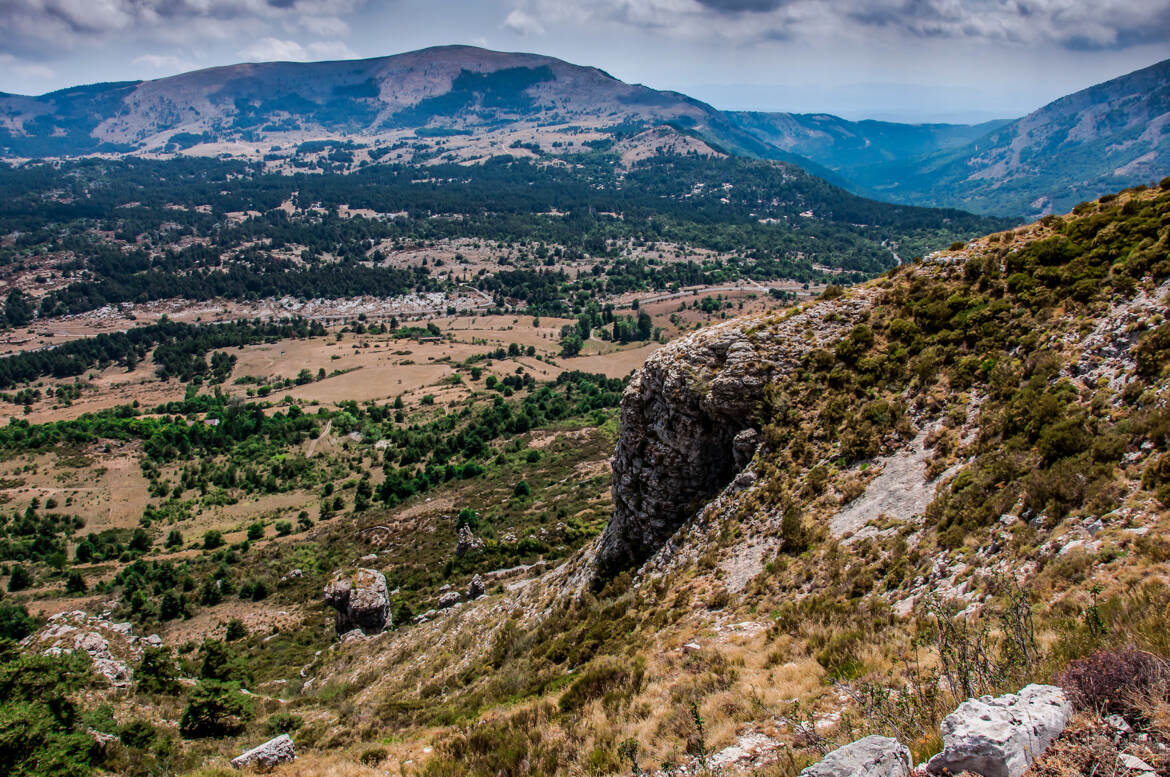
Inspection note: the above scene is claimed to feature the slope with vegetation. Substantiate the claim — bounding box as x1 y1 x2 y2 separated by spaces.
1 182 1169 777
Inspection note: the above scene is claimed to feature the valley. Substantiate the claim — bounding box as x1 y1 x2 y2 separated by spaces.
0 37 1168 777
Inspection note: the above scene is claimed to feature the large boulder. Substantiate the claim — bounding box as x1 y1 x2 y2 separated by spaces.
231 733 295 772
926 684 1072 777
323 568 390 635
799 735 912 777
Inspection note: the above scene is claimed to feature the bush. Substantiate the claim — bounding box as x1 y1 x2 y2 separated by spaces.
179 680 254 739
0 600 36 641
7 564 31 592
118 719 157 749
1057 648 1168 720
274 520 292 536
64 571 86 594
246 522 264 540
202 530 224 550
224 619 247 642
135 647 180 695
513 481 530 498
265 711 303 736
558 656 645 713
197 640 251 685
0 650 95 777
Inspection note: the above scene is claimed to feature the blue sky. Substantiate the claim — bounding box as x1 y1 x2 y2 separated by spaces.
2 0 1168 123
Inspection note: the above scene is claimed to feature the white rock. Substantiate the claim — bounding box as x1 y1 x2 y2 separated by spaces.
680 642 702 653
799 735 912 777
1119 753 1155 775
926 684 1072 777
231 734 296 772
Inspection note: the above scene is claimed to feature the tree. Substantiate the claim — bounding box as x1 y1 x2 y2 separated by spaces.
179 680 254 739
0 601 35 641
198 639 251 685
0 649 95 777
7 564 31 592
135 647 180 695
65 571 86 594
165 529 183 549
202 530 224 550
560 333 583 357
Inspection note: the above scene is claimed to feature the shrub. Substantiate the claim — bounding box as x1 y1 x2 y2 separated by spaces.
0 600 36 641
1056 648 1168 720
118 719 157 749
202 530 224 550
135 647 181 695
246 522 264 540
359 746 388 765
513 481 530 498
224 619 248 642
179 680 254 738
0 650 95 777
558 656 645 713
265 711 303 736
274 520 292 536
7 564 31 592
64 571 86 594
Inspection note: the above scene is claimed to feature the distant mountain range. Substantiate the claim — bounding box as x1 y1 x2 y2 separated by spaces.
0 45 1166 218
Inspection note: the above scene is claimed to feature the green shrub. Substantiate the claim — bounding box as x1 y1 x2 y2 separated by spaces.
179 680 254 739
265 711 303 736
558 656 645 713
135 646 181 695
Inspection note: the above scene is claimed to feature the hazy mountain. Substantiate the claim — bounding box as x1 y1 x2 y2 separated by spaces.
725 112 1009 177
0 45 774 160
847 58 1170 217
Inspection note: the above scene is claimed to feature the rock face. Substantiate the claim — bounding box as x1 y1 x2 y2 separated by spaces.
926 684 1072 777
467 574 486 599
799 735 912 777
231 734 296 772
323 568 391 635
596 295 873 575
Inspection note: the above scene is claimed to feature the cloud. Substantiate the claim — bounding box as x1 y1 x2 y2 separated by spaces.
0 0 370 57
502 9 546 35
238 36 357 61
0 53 55 80
505 0 1170 49
131 54 189 71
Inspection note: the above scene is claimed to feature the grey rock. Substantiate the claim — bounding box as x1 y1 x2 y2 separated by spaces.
456 524 485 556
231 734 296 772
323 568 391 635
1119 753 1155 775
596 294 873 575
732 428 761 469
467 574 486 599
437 591 461 609
926 684 1072 777
339 629 367 644
413 609 437 625
799 735 912 777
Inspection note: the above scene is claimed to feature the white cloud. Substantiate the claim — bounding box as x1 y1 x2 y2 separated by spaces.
502 9 546 36
238 37 357 62
0 53 55 80
131 54 189 71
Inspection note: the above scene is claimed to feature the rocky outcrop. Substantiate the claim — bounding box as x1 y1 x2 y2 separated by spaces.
596 294 873 575
800 735 912 777
467 574 486 599
324 568 391 635
21 610 156 687
926 684 1072 777
231 734 296 772
456 524 485 556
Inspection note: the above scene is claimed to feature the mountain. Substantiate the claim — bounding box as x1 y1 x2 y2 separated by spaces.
840 58 1170 217
726 111 1009 179
0 45 775 161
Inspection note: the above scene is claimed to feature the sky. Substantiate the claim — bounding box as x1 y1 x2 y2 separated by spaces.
1 0 1168 123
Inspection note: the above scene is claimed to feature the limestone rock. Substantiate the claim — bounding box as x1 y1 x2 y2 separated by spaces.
467 574 486 599
437 590 461 609
926 684 1072 777
21 610 145 687
597 294 873 575
231 733 296 772
456 524 485 556
800 735 912 777
323 568 391 635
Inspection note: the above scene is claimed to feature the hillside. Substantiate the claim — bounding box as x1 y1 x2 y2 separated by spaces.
850 58 1170 217
1 180 1168 777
